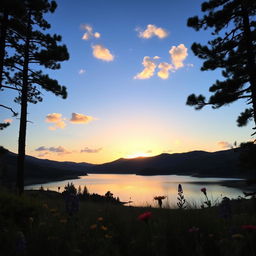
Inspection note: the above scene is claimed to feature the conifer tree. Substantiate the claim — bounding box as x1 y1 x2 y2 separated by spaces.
0 0 24 129
186 0 256 136
4 0 69 194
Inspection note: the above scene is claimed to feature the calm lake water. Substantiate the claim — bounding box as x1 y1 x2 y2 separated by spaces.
25 174 245 207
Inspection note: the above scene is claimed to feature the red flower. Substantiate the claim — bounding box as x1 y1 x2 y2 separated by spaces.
241 225 256 230
201 187 207 195
138 211 152 222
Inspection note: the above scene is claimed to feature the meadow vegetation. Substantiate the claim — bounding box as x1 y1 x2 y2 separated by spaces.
0 185 256 256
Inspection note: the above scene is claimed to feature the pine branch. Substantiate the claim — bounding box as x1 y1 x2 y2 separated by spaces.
0 85 21 91
0 104 18 116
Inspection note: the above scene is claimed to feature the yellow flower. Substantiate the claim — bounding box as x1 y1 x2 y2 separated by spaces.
97 217 104 222
60 219 67 224
42 203 48 209
50 208 58 213
90 224 97 230
101 225 108 231
232 234 244 239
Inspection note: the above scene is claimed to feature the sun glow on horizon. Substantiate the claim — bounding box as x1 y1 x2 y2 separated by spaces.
124 152 151 159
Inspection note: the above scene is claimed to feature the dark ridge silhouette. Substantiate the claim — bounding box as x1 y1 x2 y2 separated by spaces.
0 148 246 186
1 150 91 185
91 149 243 177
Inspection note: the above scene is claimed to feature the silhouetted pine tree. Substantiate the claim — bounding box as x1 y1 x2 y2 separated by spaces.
5 0 69 194
0 0 24 129
186 0 256 136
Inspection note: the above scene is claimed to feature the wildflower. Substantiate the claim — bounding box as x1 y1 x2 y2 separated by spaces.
200 187 211 207
97 217 104 222
90 224 97 230
42 203 48 209
50 208 58 213
154 196 166 208
201 187 207 195
138 211 152 222
60 218 68 224
177 184 186 209
188 226 199 233
178 184 183 193
16 231 26 254
241 225 256 230
101 225 108 231
232 234 244 239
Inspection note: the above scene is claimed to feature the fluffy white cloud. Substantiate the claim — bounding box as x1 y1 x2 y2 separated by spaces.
78 69 86 75
80 147 102 153
94 32 101 38
70 113 95 124
35 146 71 155
169 44 188 69
157 62 173 79
137 24 168 39
217 141 232 149
92 44 114 61
45 113 66 130
81 24 101 40
134 56 156 79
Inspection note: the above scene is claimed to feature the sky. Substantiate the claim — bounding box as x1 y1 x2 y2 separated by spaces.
0 0 254 164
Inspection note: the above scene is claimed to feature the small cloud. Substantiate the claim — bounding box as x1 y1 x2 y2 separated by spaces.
78 69 86 75
134 56 156 80
94 32 101 38
81 24 101 40
217 141 232 149
163 149 172 153
70 113 95 124
169 44 188 69
35 146 71 155
81 147 102 153
92 44 114 62
153 56 160 60
35 146 48 151
137 24 168 39
4 118 13 123
157 62 173 79
45 113 66 130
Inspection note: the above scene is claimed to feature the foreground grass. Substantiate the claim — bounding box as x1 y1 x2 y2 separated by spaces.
0 189 256 256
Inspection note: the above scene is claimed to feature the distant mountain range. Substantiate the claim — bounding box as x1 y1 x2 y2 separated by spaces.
1 150 91 185
0 148 246 186
90 149 243 177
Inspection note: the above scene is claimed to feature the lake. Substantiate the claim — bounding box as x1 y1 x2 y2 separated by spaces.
25 174 245 207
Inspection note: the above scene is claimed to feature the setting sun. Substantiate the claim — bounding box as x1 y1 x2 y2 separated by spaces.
125 152 151 159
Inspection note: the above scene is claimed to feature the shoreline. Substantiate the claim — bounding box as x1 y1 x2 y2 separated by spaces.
24 173 256 192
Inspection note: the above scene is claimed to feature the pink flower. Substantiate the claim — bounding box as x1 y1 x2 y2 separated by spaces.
201 187 207 195
241 225 256 230
138 211 152 222
188 226 200 233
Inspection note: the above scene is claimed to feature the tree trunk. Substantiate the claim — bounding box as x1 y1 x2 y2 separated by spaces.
16 12 31 195
0 9 8 88
241 3 256 133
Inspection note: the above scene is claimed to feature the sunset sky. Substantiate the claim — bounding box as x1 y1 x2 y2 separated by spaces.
0 0 253 164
